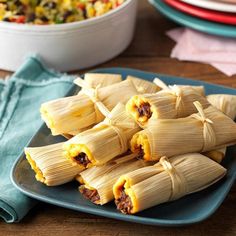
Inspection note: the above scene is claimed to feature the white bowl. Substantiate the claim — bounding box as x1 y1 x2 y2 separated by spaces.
0 0 137 72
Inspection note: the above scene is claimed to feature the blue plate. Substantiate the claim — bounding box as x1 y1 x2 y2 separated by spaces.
149 0 236 38
11 68 236 226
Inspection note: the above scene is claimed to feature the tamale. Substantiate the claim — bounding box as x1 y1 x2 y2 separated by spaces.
207 94 236 120
63 103 141 168
78 153 149 205
153 78 205 96
25 143 82 186
41 79 138 136
204 94 236 163
130 102 236 161
113 153 226 214
126 76 161 94
126 85 209 127
76 73 122 94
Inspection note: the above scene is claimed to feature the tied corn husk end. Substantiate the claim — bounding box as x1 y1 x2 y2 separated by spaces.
113 153 226 214
126 86 209 128
78 153 149 205
25 143 82 186
126 75 161 94
130 103 236 161
63 103 141 168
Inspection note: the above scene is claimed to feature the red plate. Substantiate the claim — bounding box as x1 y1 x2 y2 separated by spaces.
164 0 236 25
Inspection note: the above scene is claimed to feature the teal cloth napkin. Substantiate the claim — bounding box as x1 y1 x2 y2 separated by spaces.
0 56 75 223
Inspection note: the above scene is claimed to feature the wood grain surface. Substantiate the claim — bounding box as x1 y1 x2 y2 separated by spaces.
1 1 235 235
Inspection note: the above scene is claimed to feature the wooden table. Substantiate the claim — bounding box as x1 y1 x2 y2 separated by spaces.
1 1 236 235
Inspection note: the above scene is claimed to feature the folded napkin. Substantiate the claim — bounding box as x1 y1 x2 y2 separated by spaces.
0 56 74 223
166 28 236 76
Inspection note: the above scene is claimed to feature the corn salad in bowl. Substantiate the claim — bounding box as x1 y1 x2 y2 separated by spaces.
0 0 125 24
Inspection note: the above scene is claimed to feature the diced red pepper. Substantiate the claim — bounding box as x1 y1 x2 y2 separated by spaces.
77 2 86 10
13 16 26 24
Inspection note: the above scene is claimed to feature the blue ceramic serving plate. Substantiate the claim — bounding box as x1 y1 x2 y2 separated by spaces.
149 0 236 38
11 68 236 226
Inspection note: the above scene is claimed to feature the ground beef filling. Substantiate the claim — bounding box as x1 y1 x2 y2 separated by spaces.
80 187 100 203
115 188 133 214
136 102 152 119
74 152 90 167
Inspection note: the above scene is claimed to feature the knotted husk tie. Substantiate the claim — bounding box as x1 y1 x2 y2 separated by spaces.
158 156 187 201
191 101 216 152
75 77 108 122
153 78 185 116
96 103 137 154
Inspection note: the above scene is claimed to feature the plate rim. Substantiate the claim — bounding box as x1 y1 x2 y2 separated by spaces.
180 0 236 13
149 0 236 38
164 0 236 25
11 67 236 226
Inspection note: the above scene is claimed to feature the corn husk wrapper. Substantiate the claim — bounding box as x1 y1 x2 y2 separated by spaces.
78 153 150 205
203 148 226 163
126 76 161 94
153 78 205 96
77 73 122 94
204 94 236 163
126 85 209 127
113 153 226 214
25 143 82 186
41 79 138 136
207 94 236 120
63 103 141 168
131 102 236 161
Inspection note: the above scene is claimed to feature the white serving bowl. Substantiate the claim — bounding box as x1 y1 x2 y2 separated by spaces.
0 0 137 72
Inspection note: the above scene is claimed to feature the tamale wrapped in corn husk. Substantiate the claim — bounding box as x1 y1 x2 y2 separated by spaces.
203 94 236 163
41 73 122 136
76 73 122 94
126 85 209 127
130 102 236 161
78 153 150 205
25 143 82 186
63 103 141 168
113 153 226 214
126 76 161 94
207 94 236 120
41 79 138 136
153 78 205 96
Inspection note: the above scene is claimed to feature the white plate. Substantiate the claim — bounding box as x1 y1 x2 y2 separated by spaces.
180 0 236 13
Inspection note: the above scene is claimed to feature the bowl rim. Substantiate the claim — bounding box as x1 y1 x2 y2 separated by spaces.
0 0 135 31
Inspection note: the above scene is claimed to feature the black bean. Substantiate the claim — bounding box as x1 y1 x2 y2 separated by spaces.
63 10 72 20
43 2 57 9
27 13 36 22
40 16 48 22
2 17 11 22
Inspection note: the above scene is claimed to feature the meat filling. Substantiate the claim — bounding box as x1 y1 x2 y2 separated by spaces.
115 188 133 214
135 146 144 159
74 152 91 167
136 102 152 119
80 187 100 203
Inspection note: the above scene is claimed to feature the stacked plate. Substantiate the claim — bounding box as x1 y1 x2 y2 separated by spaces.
149 0 236 37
